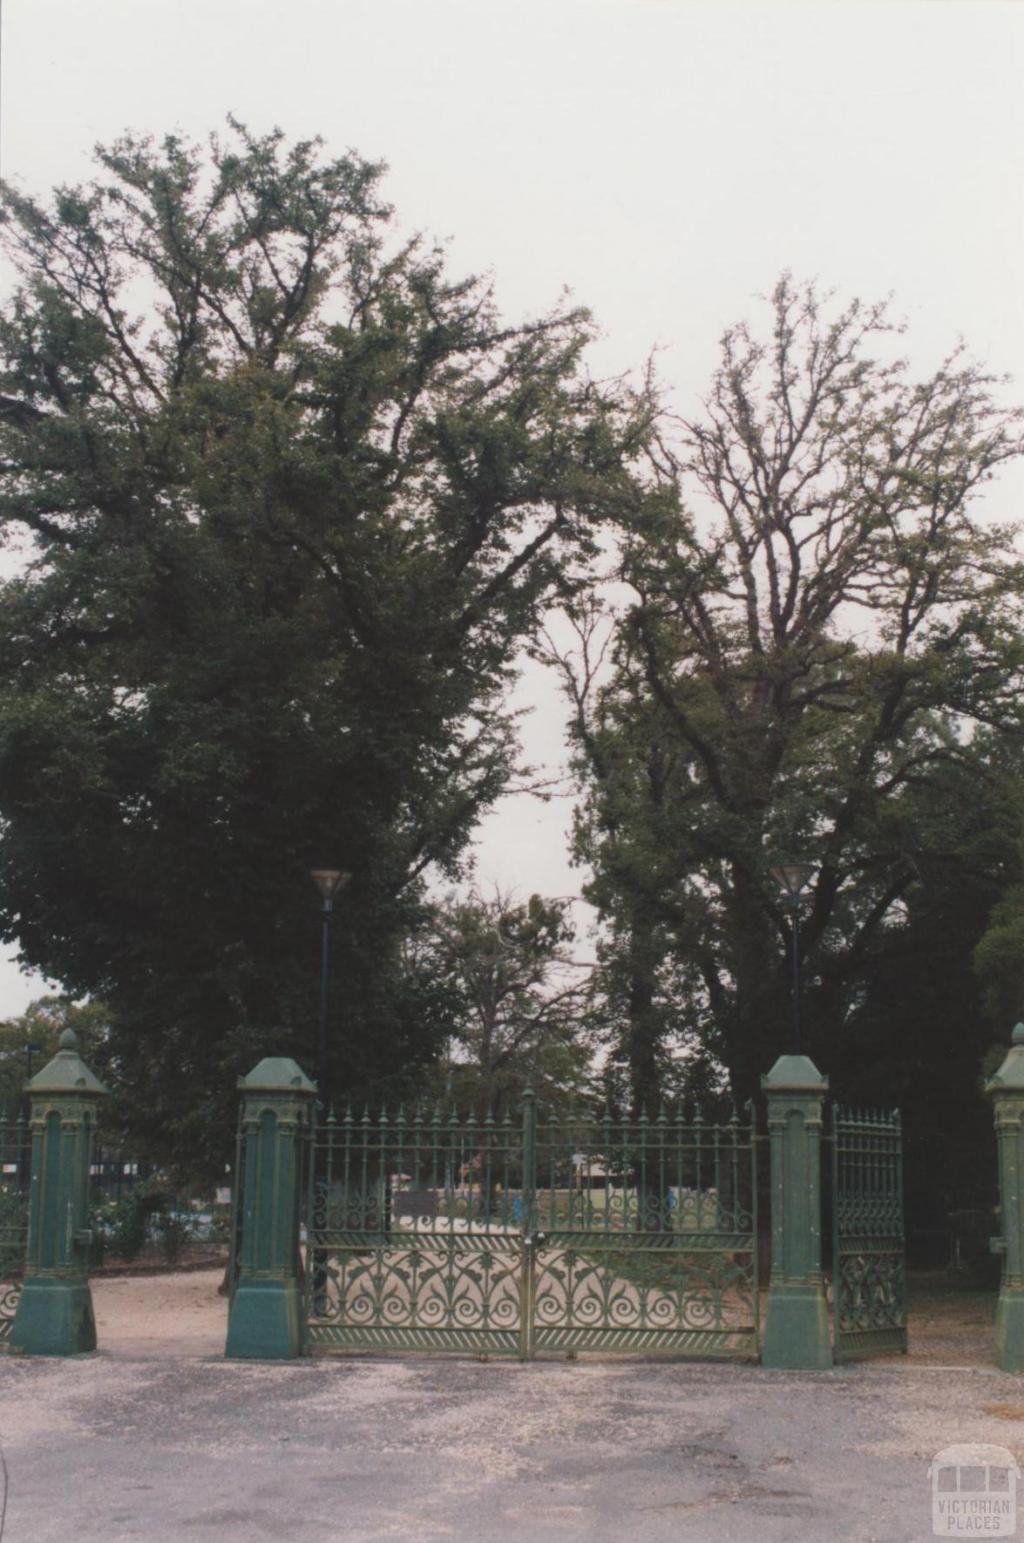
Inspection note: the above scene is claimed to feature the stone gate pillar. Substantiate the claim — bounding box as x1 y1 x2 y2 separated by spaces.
225 1056 316 1360
761 1053 832 1370
987 1023 1024 1373
10 1029 108 1356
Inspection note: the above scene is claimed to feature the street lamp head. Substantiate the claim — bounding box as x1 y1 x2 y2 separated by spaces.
769 861 816 901
311 868 349 902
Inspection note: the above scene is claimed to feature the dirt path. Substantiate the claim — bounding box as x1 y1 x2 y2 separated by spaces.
903 1270 998 1367
93 1267 227 1358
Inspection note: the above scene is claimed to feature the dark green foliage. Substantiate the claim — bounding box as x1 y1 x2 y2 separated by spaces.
152 1200 201 1266
829 752 1019 1242
90 1180 205 1265
0 125 654 1179
92 1184 158 1264
974 783 1024 1032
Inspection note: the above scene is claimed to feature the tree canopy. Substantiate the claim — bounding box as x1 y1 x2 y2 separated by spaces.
0 124 654 1172
2 126 1021 1214
546 277 1024 1110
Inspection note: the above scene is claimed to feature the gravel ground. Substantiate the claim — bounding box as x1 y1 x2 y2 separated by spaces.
0 1270 1018 1543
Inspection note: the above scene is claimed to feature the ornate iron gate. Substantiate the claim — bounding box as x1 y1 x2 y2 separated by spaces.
530 1107 759 1356
302 1096 759 1358
831 1106 907 1360
0 1115 30 1347
304 1103 526 1353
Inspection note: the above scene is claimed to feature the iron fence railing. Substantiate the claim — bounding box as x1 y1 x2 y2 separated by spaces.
0 1115 31 1345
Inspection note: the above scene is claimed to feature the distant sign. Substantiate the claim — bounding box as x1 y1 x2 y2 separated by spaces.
392 1189 437 1221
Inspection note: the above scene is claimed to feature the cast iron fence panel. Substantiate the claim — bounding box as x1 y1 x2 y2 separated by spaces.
831 1105 907 1360
302 1099 759 1359
530 1107 759 1357
89 1147 152 1200
0 1116 31 1345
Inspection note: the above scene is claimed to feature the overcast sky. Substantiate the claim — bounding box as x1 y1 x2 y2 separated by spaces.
1 0 1022 1015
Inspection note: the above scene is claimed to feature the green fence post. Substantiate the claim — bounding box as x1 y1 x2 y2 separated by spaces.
10 1029 108 1356
986 1023 1024 1373
225 1056 316 1360
760 1053 831 1370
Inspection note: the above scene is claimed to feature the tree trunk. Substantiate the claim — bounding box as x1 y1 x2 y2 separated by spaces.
625 908 670 1233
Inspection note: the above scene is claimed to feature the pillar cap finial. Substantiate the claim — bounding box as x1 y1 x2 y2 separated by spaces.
761 1053 828 1093
27 1029 108 1096
987 1024 1024 1094
237 1056 317 1095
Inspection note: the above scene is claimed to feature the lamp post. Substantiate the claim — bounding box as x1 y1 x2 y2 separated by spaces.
769 862 816 1056
19 1041 43 1188
311 869 349 1115
21 1041 42 1127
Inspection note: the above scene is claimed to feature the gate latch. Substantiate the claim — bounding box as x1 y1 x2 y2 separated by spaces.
523 1233 547 1248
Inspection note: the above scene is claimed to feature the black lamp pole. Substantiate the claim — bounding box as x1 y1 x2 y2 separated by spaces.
20 1041 42 1183
311 869 348 1115
24 1041 42 1085
788 901 803 1055
769 863 816 1056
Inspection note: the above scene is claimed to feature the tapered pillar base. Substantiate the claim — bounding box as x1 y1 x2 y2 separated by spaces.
994 1287 1024 1373
10 1277 97 1356
226 1278 304 1360
762 1283 831 1370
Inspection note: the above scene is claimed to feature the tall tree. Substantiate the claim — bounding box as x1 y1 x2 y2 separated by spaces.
546 277 1024 1106
421 890 594 1114
0 125 654 1173
828 743 1021 1231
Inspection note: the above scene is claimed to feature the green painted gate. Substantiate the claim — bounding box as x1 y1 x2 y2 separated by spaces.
530 1107 759 1356
302 1096 759 1358
831 1106 907 1361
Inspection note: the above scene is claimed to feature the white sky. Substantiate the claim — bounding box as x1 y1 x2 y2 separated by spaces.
1 0 1022 1014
